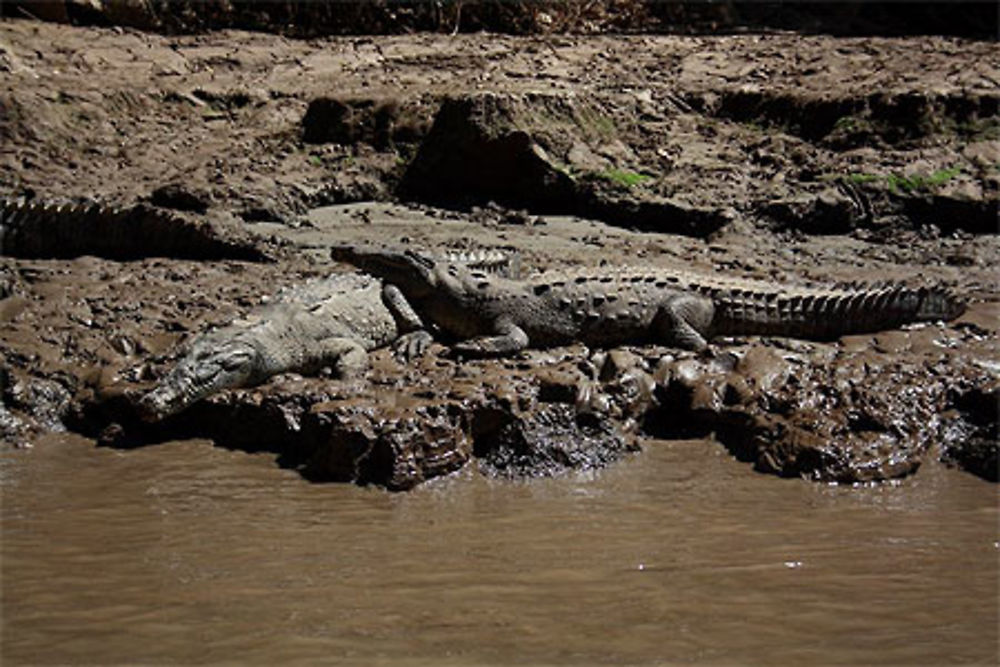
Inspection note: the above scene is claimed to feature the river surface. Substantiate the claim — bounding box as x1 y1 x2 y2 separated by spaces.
2 434 997 665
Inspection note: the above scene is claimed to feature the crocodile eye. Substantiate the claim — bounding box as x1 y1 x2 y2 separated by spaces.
221 351 252 371
194 365 221 382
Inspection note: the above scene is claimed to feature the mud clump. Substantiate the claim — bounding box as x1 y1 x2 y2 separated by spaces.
302 97 430 151
400 94 579 213
475 403 639 479
650 330 999 483
306 400 472 490
1 364 74 446
149 183 212 214
941 383 1000 482
78 348 654 491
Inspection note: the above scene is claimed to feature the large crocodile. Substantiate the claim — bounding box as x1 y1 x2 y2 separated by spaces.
138 248 518 421
331 244 965 356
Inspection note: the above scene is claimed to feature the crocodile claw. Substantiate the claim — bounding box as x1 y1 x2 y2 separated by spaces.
393 330 433 361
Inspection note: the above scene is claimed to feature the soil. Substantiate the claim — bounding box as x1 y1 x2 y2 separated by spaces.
1 18 997 487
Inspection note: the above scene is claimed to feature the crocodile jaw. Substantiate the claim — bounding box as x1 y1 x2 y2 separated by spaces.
138 338 257 421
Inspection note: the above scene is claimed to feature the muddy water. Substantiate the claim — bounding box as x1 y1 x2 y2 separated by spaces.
2 435 997 665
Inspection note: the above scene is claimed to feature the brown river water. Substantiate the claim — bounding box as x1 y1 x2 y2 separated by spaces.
2 433 997 665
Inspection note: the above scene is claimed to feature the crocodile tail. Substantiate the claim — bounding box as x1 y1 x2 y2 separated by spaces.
914 285 966 322
712 282 965 340
1 197 266 260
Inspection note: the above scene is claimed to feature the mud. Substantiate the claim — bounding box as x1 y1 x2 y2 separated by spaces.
1 19 998 488
76 340 650 490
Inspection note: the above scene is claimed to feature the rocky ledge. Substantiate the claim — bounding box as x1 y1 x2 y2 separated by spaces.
71 314 999 489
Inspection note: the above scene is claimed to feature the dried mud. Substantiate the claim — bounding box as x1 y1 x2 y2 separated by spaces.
1 20 997 488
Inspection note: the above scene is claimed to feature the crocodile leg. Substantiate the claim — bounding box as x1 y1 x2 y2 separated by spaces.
381 282 434 360
381 283 424 333
310 336 371 378
652 294 715 351
452 317 530 358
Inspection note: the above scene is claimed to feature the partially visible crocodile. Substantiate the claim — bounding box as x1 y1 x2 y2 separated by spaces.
0 197 265 260
138 248 518 421
331 244 965 356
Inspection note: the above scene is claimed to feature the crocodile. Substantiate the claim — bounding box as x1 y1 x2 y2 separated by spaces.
137 248 518 421
1 197 265 261
330 244 966 356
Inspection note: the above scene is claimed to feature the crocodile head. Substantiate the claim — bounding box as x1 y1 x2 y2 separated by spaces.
137 333 258 422
330 244 442 299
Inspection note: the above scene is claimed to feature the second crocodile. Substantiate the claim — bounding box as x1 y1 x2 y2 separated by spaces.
331 244 966 356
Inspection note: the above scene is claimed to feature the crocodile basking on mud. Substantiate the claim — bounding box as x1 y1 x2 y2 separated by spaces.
138 248 518 421
331 244 965 356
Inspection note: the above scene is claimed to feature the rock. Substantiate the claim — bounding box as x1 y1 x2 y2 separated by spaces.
475 402 639 479
763 188 863 234
650 337 998 484
302 97 427 150
401 93 578 212
306 401 471 491
940 383 999 482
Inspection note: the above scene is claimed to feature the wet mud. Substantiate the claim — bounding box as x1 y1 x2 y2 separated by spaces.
1 19 998 489
10 236 993 488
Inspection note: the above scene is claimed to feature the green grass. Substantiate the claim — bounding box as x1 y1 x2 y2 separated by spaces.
601 168 651 188
834 116 857 131
924 166 962 186
887 167 962 194
838 167 962 194
846 172 879 185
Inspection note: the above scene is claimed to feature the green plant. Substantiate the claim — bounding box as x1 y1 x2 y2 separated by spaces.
886 173 917 194
834 115 869 133
887 166 961 194
835 166 963 194
601 168 651 188
846 172 878 185
925 166 961 187
308 155 323 167
834 116 854 131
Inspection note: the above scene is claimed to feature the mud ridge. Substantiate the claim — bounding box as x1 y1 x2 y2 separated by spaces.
692 89 1000 147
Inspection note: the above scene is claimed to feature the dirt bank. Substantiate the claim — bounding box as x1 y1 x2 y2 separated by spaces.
1 19 997 487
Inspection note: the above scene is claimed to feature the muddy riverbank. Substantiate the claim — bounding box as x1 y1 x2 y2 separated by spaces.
1 19 997 486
